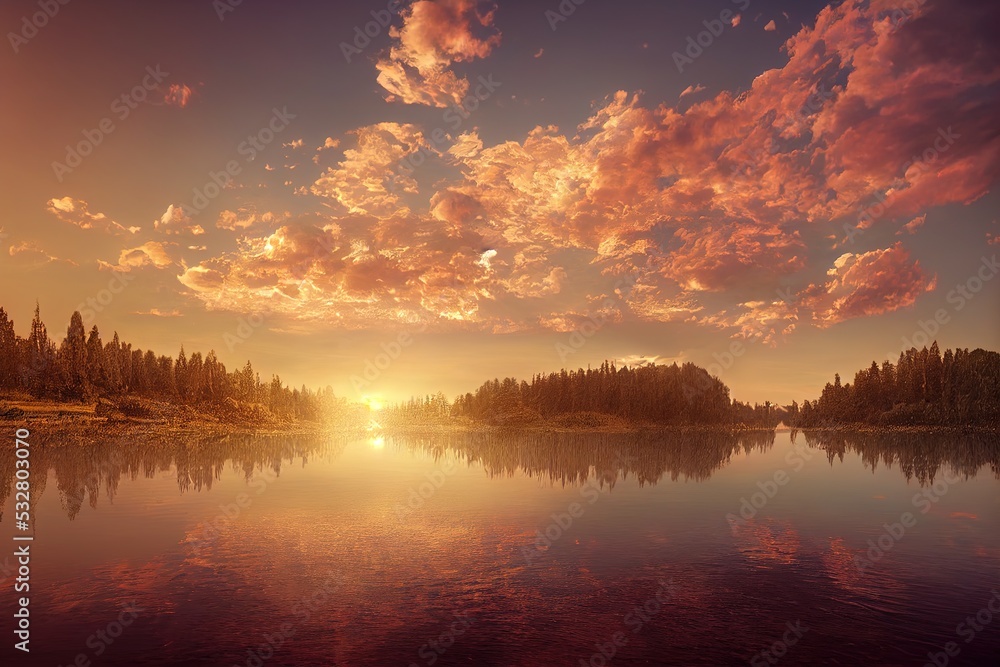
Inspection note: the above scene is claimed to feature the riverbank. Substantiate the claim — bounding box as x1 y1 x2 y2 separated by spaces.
794 424 1000 436
378 419 781 436
0 394 333 446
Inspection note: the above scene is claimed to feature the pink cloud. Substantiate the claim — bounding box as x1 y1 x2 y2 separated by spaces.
897 215 926 235
803 243 936 326
375 0 501 107
162 83 194 108
310 123 429 214
679 84 706 100
165 0 999 338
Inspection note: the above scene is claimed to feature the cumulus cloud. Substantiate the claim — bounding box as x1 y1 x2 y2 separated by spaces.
46 197 139 234
429 0 996 331
705 299 799 346
164 0 999 339
178 216 498 327
155 205 205 235
374 0 501 107
764 19 777 31
803 243 936 326
310 122 429 214
496 246 567 298
217 207 291 232
99 242 176 272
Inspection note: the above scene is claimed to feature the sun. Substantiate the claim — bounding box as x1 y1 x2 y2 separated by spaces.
362 395 384 412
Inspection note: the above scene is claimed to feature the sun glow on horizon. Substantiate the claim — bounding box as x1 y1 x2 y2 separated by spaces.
362 395 385 411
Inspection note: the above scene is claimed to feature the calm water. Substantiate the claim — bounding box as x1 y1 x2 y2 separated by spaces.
2 430 999 666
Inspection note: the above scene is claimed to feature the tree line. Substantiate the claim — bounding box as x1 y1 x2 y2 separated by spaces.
785 343 1000 428
0 303 336 422
384 361 780 428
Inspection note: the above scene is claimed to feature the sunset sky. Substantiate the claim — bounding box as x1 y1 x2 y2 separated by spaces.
1 0 997 406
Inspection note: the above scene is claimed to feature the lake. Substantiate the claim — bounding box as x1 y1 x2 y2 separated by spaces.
2 429 999 666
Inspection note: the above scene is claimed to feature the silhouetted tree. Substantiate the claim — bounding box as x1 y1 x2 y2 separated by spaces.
788 343 999 428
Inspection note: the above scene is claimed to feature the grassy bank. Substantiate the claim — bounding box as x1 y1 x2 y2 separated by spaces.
0 393 331 446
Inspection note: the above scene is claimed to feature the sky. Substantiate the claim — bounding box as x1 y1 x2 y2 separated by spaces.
0 0 998 406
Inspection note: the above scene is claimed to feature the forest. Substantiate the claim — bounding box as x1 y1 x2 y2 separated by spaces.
785 343 1000 428
0 304 340 424
383 361 781 428
3 303 997 431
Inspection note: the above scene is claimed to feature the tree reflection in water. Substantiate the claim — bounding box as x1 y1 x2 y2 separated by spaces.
0 434 341 522
0 429 996 522
799 429 1000 485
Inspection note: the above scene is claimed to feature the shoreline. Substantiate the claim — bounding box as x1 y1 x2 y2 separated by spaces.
793 424 1000 435
4 395 997 445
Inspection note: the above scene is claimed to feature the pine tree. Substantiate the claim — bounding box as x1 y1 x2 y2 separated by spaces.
23 302 56 396
174 347 189 402
0 308 17 388
86 326 107 394
61 311 90 400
